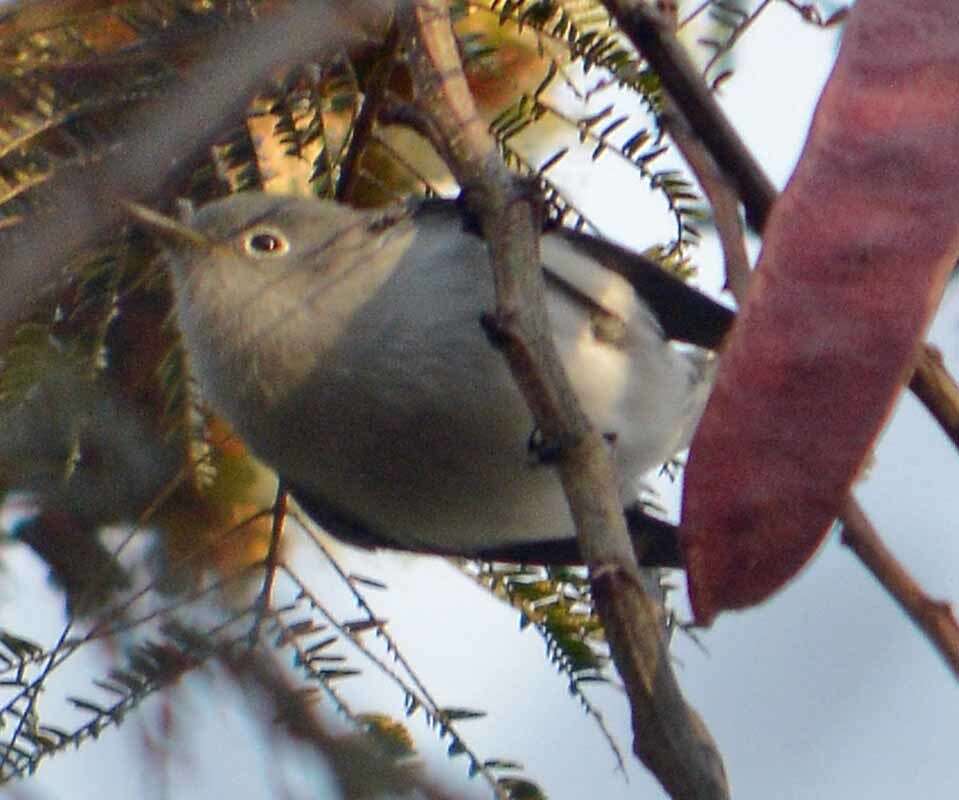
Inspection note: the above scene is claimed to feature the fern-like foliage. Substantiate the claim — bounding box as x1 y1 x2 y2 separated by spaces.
683 0 848 87
0 610 221 782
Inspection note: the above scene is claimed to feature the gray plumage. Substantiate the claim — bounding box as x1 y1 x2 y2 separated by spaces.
134 194 717 556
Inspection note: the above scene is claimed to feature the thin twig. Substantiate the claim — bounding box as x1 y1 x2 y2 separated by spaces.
250 483 288 645
675 120 751 304
909 344 959 453
840 497 959 678
291 505 512 779
221 646 462 800
701 0 774 77
602 0 777 231
652 1 752 305
336 19 401 201
280 558 513 799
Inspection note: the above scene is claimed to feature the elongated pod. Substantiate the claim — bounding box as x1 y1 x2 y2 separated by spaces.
681 1 959 624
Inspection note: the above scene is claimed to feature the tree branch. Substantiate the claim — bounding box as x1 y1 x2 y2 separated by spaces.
397 2 729 797
909 344 959 453
649 1 752 305
602 0 959 445
840 497 959 679
336 18 401 202
602 0 776 232
604 0 959 673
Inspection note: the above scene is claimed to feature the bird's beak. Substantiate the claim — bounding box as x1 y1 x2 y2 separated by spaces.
124 200 212 253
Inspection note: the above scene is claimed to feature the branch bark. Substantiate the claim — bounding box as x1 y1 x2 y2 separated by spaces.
603 0 776 232
840 497 959 679
397 2 729 797
648 1 752 304
910 345 959 453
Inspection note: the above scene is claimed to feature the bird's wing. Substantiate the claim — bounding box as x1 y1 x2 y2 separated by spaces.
545 228 735 350
412 198 735 350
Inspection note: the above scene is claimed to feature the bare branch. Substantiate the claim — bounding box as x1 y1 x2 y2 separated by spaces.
593 569 730 799
840 497 959 679
337 19 402 202
602 0 959 444
397 2 729 797
602 0 777 231
605 0 959 673
909 345 959 453
651 1 751 305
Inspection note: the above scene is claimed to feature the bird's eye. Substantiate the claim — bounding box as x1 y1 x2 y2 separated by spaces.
243 228 289 257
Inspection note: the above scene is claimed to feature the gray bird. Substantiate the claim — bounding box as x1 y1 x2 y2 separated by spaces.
129 194 732 564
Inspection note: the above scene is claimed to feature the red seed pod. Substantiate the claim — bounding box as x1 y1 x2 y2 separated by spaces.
681 0 959 625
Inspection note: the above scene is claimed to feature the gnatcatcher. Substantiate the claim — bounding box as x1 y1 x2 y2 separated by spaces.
128 194 732 562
